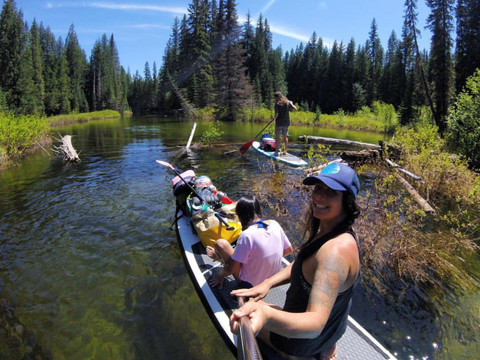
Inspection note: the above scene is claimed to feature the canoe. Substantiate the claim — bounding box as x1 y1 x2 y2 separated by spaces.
175 207 397 360
252 141 308 167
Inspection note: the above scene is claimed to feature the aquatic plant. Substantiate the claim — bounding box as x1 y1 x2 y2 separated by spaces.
199 121 224 146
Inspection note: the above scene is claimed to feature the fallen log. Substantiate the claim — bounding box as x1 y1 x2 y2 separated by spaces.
298 135 381 150
395 173 435 214
340 149 380 165
378 140 403 161
53 135 80 162
385 159 424 183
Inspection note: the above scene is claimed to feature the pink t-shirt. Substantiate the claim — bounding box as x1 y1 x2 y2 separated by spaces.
232 220 291 286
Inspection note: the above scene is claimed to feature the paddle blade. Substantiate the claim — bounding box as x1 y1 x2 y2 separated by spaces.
156 160 175 171
239 139 254 155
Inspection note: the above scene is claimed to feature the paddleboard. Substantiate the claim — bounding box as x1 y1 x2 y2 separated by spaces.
175 208 397 359
252 141 308 167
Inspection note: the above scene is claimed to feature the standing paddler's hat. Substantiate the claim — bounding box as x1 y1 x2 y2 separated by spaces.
303 162 360 198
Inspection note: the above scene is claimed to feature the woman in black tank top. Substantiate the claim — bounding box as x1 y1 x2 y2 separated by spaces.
231 162 361 360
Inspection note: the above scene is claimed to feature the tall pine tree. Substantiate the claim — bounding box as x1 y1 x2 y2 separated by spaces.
65 24 88 113
426 0 455 133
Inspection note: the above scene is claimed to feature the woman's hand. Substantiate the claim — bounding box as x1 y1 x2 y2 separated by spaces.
230 281 272 302
230 300 269 335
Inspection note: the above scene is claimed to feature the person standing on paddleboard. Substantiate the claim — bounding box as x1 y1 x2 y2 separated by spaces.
206 195 293 288
274 91 297 156
230 162 361 360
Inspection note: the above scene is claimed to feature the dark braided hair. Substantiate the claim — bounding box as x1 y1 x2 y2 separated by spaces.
236 195 263 230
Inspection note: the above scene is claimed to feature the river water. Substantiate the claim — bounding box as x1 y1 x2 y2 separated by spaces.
0 116 478 359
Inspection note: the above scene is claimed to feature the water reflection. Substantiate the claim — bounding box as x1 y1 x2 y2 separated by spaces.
0 116 478 359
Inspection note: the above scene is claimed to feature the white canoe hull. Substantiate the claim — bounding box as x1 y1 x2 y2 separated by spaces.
175 209 396 359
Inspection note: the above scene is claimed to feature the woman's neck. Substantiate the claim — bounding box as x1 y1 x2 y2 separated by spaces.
248 217 262 226
317 214 347 237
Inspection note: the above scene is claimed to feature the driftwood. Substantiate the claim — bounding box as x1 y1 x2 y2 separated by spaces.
186 122 197 150
340 149 380 165
395 173 435 214
35 141 51 157
53 135 80 162
378 140 403 161
298 135 381 150
385 159 424 183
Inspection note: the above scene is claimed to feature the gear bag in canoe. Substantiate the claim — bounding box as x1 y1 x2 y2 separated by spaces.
165 163 241 248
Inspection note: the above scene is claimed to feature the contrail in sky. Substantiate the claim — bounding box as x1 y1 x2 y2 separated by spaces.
46 2 186 15
261 0 278 14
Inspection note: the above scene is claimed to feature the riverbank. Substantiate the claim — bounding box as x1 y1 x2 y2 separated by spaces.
0 110 126 170
49 109 125 126
196 102 399 134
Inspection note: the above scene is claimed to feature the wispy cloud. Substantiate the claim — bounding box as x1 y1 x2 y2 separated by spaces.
238 14 309 45
269 24 309 43
261 0 278 14
46 2 186 15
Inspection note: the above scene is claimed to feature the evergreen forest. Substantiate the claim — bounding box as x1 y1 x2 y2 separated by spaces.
1 0 480 137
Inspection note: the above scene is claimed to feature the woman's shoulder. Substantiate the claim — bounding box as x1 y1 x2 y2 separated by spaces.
317 232 357 258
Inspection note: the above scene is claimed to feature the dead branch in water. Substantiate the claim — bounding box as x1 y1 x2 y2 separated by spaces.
52 134 80 162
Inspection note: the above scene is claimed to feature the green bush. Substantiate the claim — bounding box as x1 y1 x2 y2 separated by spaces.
0 112 50 158
196 106 215 120
372 101 398 133
394 122 479 206
200 121 224 146
447 69 480 168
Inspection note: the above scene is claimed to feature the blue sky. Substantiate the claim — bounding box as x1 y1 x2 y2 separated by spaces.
15 1 432 75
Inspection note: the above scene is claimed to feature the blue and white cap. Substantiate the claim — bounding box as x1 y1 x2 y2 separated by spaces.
303 162 360 198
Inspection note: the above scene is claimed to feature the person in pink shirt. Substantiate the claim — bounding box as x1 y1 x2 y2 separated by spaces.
206 195 293 288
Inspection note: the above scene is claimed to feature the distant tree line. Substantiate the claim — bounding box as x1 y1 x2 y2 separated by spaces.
1 0 480 131
0 0 129 117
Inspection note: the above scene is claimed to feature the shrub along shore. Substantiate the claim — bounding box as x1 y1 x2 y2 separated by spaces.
0 110 123 168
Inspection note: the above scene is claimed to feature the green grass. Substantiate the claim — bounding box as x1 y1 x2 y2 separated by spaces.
0 112 50 159
237 101 399 133
49 110 121 126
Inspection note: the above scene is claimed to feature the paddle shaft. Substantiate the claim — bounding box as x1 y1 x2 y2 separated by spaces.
237 296 263 360
239 117 276 154
252 117 276 142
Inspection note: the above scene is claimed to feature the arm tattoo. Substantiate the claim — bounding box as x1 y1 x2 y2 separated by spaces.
310 255 348 309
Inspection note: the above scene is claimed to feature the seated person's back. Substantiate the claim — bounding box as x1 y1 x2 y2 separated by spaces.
206 195 293 288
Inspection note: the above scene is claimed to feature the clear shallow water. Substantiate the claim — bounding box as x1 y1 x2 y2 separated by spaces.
0 116 478 359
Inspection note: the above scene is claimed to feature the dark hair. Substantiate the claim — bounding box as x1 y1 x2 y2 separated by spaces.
302 191 360 244
236 195 262 229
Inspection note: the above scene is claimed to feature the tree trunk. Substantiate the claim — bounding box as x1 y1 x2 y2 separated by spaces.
298 135 381 149
53 135 80 162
